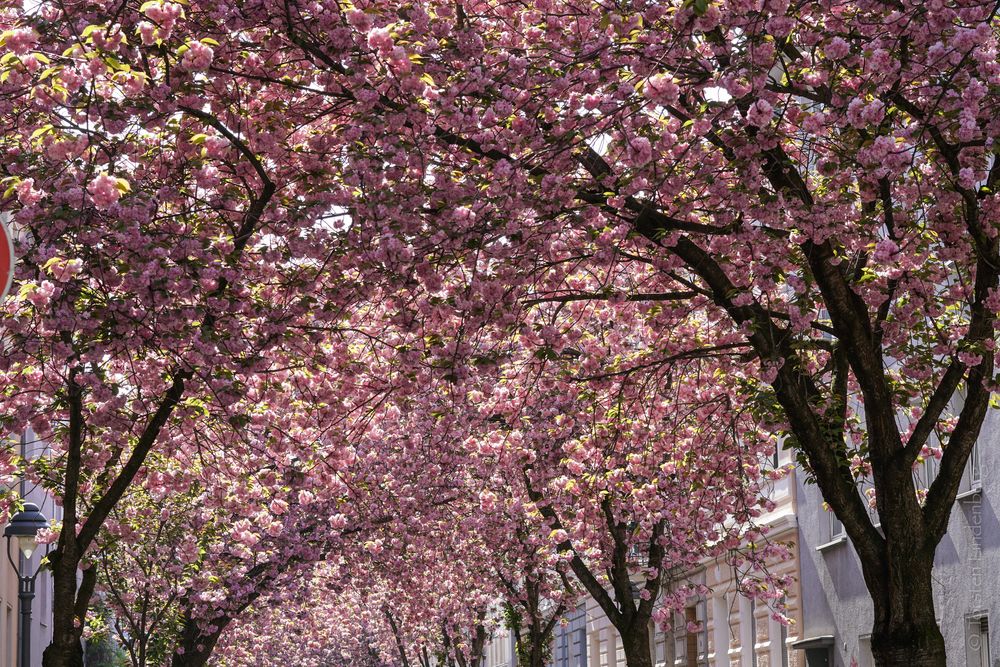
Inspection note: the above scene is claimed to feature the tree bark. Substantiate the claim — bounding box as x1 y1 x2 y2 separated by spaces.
869 550 944 667
525 640 547 667
619 622 654 667
385 608 411 667
470 624 487 667
517 615 550 667
170 616 228 667
42 559 94 667
43 571 80 667
42 377 88 667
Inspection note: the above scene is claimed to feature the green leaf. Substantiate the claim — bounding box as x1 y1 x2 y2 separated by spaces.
30 125 53 140
533 346 559 361
102 56 129 72
38 66 61 81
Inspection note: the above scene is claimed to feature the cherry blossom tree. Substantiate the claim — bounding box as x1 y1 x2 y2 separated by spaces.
487 518 577 667
0 0 371 656
464 298 785 667
4 1 997 666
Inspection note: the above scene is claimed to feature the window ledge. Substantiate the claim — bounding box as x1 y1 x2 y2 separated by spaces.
957 486 982 502
816 535 848 552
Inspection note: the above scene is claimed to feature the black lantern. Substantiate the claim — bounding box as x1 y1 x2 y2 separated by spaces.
5 502 49 667
4 503 48 558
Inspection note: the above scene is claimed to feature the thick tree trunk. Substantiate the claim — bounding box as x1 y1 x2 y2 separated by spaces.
619 622 653 667
42 549 89 667
870 551 945 667
41 639 84 667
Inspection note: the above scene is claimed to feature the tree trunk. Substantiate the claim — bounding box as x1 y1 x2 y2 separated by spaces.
384 608 411 667
870 550 945 667
470 623 487 667
42 548 89 667
41 639 84 667
619 622 653 667
170 616 227 667
526 640 547 667
518 621 548 667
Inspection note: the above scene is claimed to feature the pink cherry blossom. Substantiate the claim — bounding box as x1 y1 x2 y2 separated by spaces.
86 173 123 210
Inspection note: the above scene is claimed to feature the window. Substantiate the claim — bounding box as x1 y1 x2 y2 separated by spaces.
591 629 607 667
959 441 983 498
829 511 845 542
686 607 700 667
653 619 668 666
914 454 936 490
966 616 990 667
555 623 570 667
676 602 708 667
970 441 982 486
41 568 51 626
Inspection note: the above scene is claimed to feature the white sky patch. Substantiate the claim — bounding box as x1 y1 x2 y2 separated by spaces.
704 86 732 103
586 133 612 156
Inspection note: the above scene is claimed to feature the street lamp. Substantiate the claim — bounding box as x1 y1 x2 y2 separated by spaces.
5 502 48 667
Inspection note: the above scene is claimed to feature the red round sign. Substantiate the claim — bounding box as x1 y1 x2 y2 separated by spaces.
0 218 13 304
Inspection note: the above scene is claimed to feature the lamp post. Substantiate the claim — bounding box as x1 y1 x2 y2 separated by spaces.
5 503 48 667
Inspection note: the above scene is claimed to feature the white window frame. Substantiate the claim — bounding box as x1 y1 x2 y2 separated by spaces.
957 440 983 500
830 511 845 541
